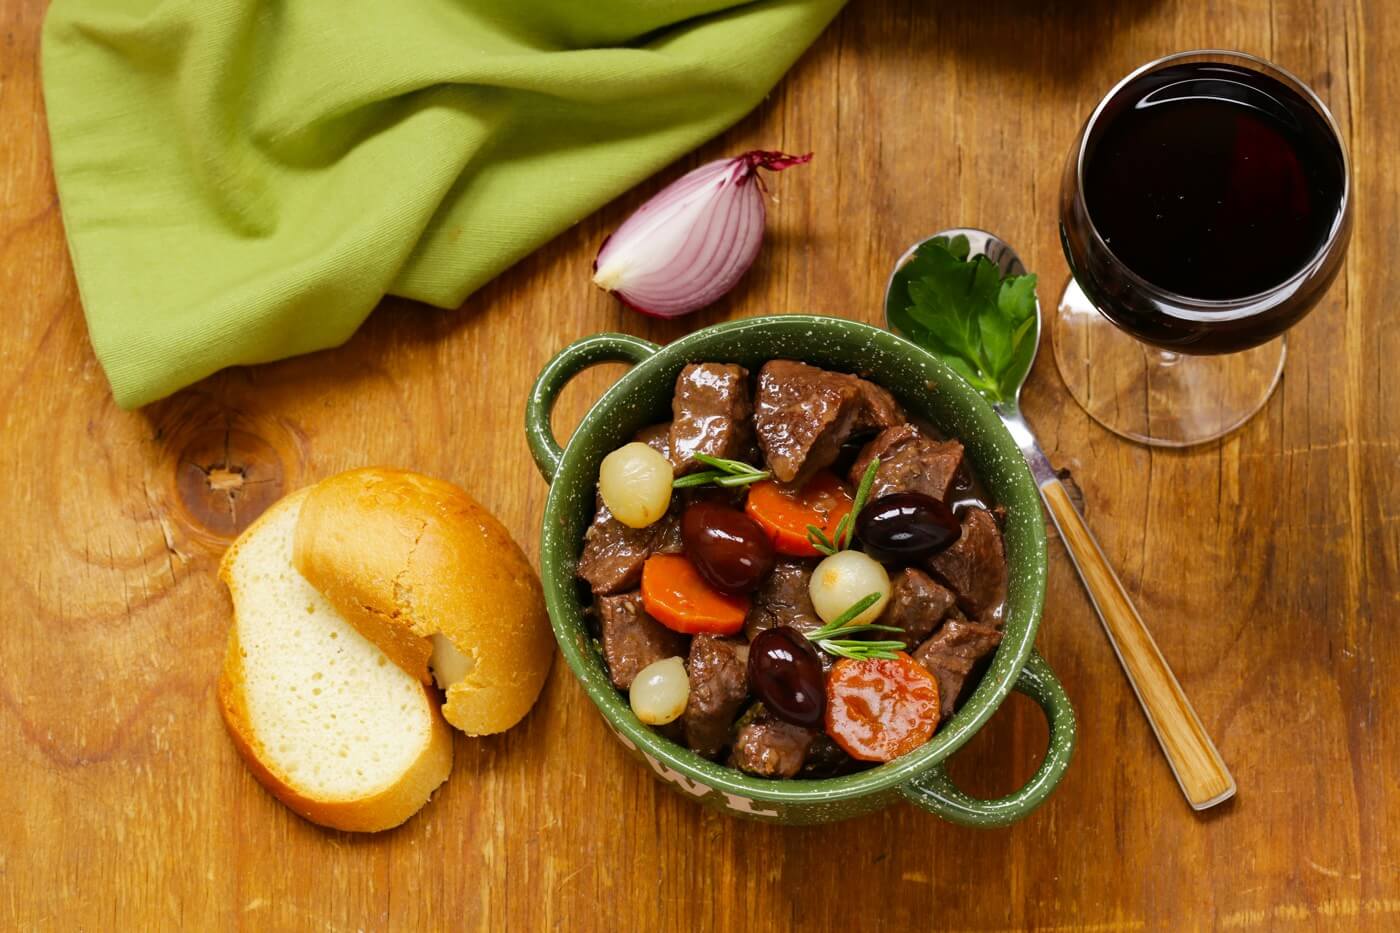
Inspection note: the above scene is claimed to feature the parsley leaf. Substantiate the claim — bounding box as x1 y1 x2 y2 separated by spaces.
887 234 1040 404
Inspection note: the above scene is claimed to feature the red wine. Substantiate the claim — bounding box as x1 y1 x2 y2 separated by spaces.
1061 60 1349 353
1085 63 1344 300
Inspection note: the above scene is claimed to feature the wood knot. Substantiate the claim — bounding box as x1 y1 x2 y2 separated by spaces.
175 429 286 539
153 399 303 543
206 466 246 492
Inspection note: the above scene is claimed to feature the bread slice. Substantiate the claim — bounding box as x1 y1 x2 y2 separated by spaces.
218 489 453 833
293 468 554 736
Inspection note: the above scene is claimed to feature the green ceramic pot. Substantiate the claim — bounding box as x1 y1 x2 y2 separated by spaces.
525 315 1075 826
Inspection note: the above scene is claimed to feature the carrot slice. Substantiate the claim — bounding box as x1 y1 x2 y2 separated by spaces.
825 655 941 762
641 553 750 635
744 471 854 557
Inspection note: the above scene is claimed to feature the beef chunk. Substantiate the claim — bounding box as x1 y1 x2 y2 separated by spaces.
669 363 752 474
755 361 903 484
851 378 905 432
576 499 681 596
880 567 958 651
653 509 684 554
683 636 750 758
730 705 816 778
634 422 672 460
925 507 1007 621
596 591 689 690
850 424 965 503
744 559 823 640
914 619 1004 719
576 502 652 595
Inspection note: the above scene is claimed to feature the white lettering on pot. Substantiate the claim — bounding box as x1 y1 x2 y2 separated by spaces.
721 793 779 817
642 752 713 798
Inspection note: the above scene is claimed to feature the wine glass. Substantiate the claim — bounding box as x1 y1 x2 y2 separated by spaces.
1056 50 1352 447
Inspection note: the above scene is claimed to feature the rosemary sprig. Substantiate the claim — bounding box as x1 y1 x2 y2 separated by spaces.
803 592 905 661
817 639 906 661
716 472 770 488
847 454 881 531
672 452 771 489
804 593 889 640
806 455 881 555
807 525 839 556
808 621 904 639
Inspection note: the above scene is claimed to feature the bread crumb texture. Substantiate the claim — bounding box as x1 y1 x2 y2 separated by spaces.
227 496 433 799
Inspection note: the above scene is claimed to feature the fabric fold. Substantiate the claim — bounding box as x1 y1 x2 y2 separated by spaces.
43 0 844 408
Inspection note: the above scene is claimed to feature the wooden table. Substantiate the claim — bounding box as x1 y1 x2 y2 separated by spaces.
4 0 1397 929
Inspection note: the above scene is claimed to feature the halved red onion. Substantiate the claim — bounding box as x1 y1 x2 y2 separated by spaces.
592 150 813 317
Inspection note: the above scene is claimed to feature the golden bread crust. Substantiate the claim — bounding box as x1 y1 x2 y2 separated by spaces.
293 468 554 736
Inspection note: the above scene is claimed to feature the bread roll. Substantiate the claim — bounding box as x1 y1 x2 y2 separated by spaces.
218 489 453 832
293 468 553 736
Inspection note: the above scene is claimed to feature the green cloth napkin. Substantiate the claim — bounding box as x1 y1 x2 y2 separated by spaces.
42 0 843 409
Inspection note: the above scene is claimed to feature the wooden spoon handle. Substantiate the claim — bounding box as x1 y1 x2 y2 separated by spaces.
1039 478 1236 810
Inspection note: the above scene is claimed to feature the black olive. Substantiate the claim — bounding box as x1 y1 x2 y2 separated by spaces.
747 627 826 728
681 502 776 594
855 492 960 560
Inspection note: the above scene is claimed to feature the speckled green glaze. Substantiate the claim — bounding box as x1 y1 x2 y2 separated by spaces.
525 316 1076 826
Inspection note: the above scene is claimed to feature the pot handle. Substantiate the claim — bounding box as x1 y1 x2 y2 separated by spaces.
900 650 1076 828
526 333 661 483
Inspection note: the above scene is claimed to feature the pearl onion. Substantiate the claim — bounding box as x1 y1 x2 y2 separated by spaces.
599 442 674 529
629 656 690 725
810 550 891 626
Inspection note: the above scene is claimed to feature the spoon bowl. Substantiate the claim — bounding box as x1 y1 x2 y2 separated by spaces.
884 227 1041 409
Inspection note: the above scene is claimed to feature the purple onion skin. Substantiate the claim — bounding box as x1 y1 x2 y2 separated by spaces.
592 150 812 318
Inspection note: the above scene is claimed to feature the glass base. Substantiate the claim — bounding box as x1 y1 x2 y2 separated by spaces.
1053 279 1286 447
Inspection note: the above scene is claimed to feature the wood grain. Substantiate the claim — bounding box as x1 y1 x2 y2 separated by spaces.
3 0 1399 929
1041 478 1234 810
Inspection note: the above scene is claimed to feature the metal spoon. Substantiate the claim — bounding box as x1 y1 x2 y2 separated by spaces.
886 228 1236 811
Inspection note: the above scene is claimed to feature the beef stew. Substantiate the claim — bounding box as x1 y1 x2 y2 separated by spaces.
578 360 1010 778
